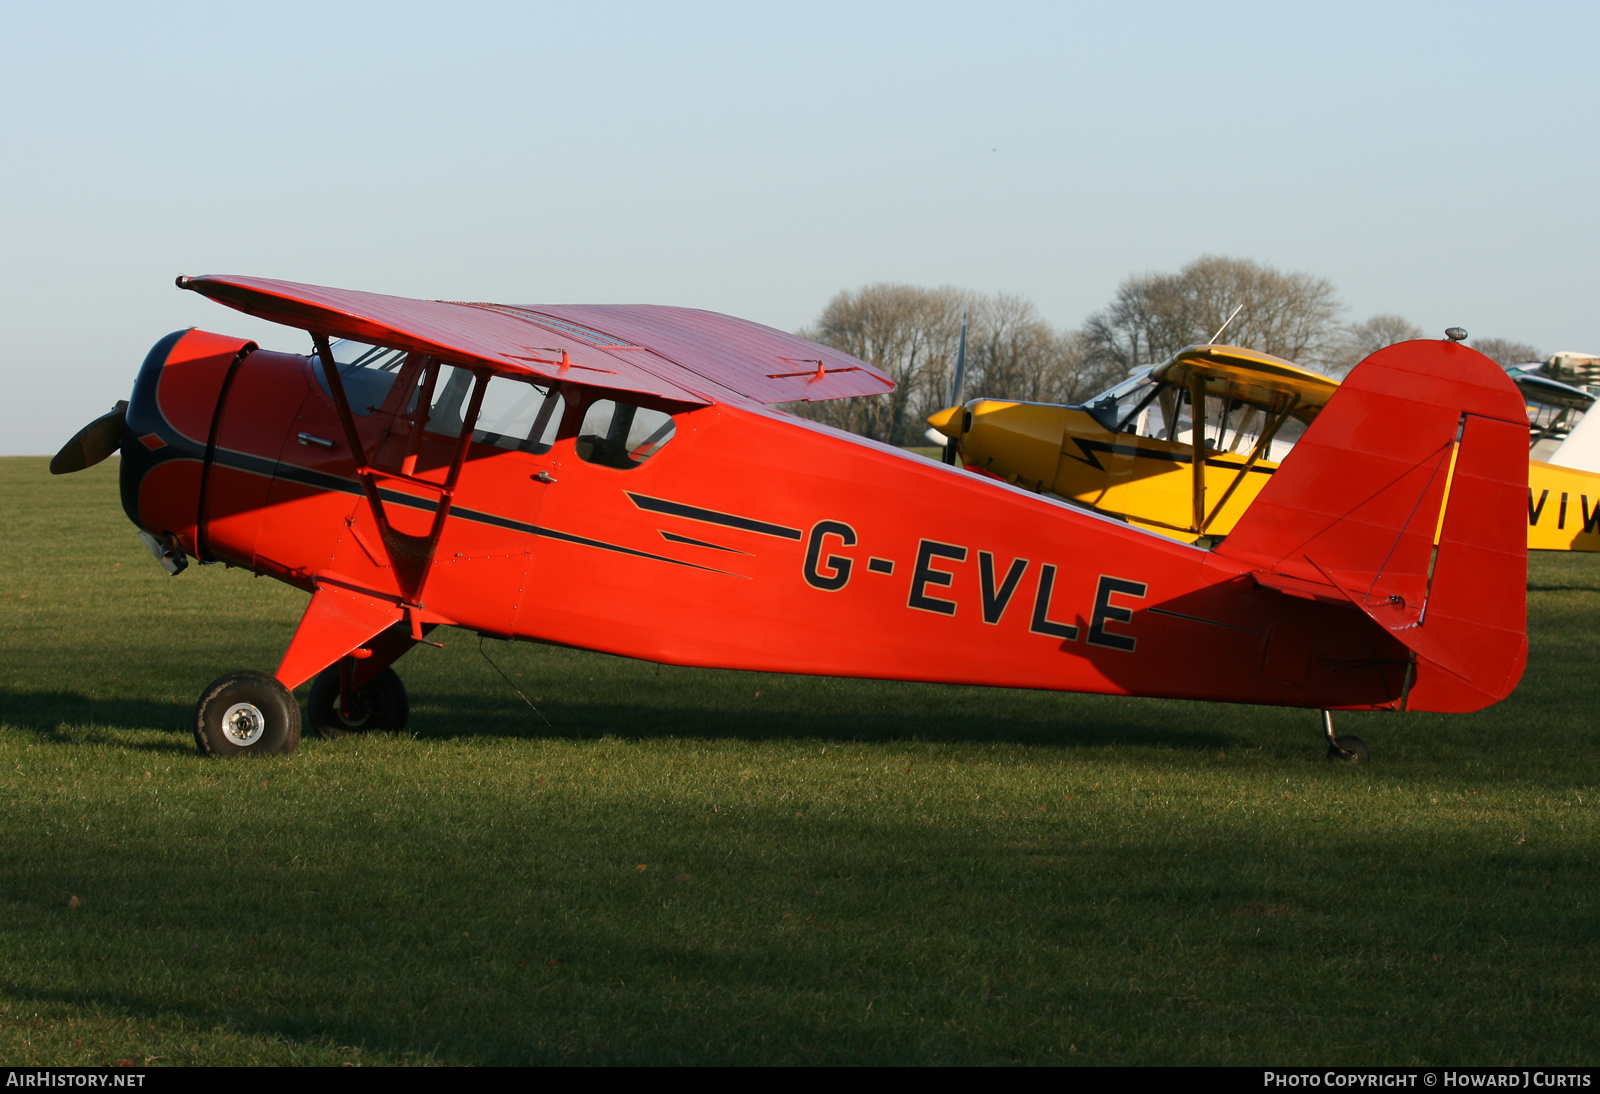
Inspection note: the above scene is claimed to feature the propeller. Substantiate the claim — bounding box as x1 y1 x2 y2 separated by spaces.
941 310 968 465
50 401 128 475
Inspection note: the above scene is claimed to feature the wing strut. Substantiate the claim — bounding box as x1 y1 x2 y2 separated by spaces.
312 335 487 609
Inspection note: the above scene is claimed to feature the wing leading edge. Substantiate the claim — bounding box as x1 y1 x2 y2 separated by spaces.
178 275 893 407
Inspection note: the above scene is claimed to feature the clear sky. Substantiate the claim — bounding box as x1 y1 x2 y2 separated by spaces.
4 0 1596 454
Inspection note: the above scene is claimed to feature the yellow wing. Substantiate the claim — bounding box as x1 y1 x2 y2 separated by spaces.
1150 345 1338 416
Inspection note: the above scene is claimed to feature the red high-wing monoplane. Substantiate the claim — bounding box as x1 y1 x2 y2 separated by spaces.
52 276 1530 761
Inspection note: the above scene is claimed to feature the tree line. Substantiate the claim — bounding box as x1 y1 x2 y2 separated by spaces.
792 255 1543 446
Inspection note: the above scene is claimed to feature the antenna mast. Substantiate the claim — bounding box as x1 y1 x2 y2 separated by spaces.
1208 304 1244 345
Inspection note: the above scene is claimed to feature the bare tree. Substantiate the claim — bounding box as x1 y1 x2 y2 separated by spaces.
955 296 1116 408
792 260 1524 446
1083 255 1344 372
792 284 967 444
1470 337 1544 369
792 285 1123 444
1049 329 1125 403
1324 313 1425 377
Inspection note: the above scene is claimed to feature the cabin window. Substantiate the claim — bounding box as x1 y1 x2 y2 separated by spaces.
576 399 676 469
405 363 472 440
1152 390 1260 451
1272 416 1307 452
315 340 409 415
418 364 565 453
1146 386 1308 460
1205 397 1266 453
474 376 565 453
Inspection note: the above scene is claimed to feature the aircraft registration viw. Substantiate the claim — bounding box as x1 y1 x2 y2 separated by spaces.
51 276 1530 763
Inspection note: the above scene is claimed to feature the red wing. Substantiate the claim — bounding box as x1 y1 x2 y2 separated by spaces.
179 275 893 406
522 303 895 404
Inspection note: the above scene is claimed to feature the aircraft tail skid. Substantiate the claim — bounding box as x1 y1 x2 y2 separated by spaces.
1210 339 1529 713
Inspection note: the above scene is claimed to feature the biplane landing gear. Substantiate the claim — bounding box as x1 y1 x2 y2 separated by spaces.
307 664 409 739
194 670 302 757
1321 709 1369 763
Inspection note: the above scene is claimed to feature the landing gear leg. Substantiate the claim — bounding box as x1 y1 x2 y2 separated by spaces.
1322 709 1369 763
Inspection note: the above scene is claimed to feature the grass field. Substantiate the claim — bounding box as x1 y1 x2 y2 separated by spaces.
2 455 1597 1065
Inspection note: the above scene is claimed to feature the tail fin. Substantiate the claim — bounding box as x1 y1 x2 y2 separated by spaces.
1213 340 1528 712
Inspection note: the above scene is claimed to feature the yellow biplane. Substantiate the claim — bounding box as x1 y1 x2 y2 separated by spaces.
928 342 1600 552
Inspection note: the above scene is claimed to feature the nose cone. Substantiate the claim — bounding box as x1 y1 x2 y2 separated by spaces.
927 404 966 439
961 400 1075 491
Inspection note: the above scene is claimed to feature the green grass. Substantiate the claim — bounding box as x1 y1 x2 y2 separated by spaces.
2 455 1597 1065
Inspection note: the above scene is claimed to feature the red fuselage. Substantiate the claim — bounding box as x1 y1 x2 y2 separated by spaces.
122 328 1417 711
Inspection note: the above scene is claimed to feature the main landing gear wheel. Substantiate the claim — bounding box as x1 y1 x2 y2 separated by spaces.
307 665 409 739
195 670 302 757
1320 709 1369 763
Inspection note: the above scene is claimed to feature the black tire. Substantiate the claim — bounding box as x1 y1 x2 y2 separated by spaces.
307 664 409 739
1326 735 1370 763
195 670 301 757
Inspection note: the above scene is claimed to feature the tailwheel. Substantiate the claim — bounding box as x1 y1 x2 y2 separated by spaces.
307 663 409 739
1326 736 1370 763
195 670 302 757
1320 709 1369 763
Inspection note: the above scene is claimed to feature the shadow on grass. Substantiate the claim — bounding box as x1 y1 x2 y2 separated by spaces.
0 692 193 750
0 977 448 1067
1 685 1239 753
409 692 1241 750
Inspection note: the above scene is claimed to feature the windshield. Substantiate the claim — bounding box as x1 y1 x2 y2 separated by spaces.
314 340 408 415
1082 369 1160 433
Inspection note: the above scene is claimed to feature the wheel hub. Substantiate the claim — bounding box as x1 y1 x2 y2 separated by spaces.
221 701 267 746
339 690 374 728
